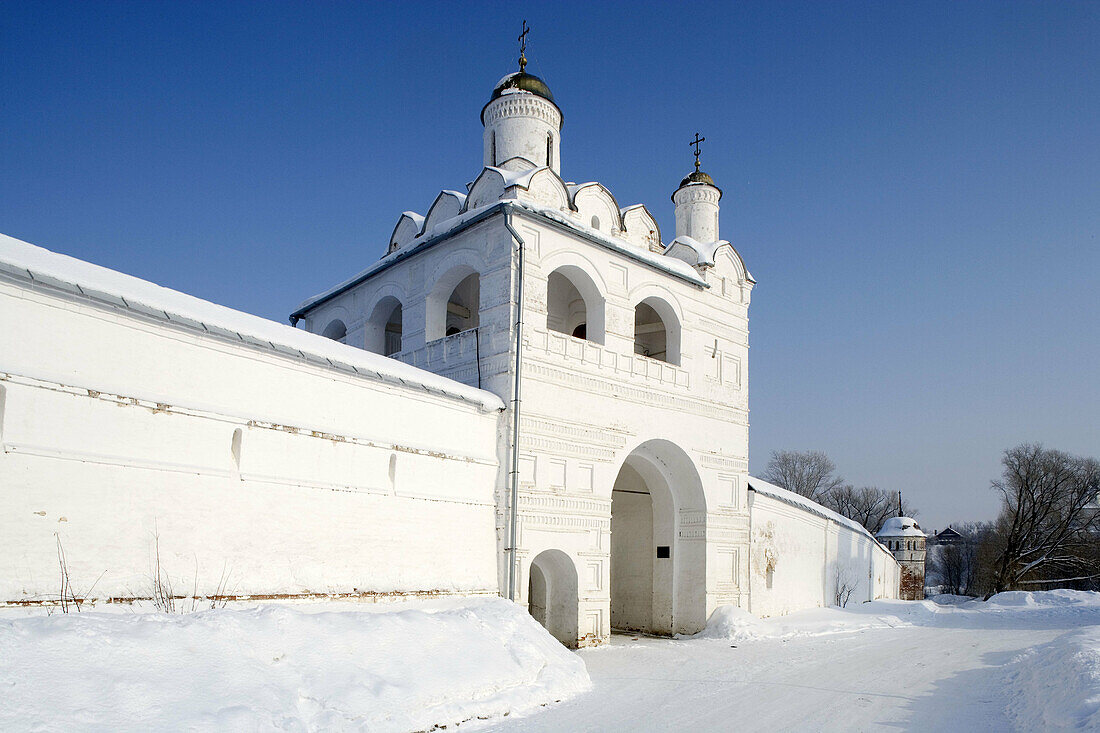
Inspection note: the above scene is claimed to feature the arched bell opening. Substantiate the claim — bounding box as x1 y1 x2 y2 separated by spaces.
633 297 681 364
445 273 479 336
364 296 404 356
321 319 347 344
545 265 605 344
426 265 481 341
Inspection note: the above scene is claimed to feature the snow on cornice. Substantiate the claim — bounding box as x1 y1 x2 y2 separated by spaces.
0 232 504 412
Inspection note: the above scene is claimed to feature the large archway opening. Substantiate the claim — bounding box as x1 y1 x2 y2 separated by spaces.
364 297 403 356
610 440 706 635
545 265 605 344
528 549 579 647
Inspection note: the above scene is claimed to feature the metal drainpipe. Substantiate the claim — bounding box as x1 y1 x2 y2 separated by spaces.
503 207 525 602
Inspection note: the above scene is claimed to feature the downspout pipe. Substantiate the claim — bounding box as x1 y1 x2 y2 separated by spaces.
503 207 525 602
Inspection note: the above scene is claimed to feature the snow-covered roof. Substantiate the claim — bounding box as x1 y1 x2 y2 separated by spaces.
400 211 425 227
748 477 885 546
293 199 710 318
486 165 542 190
295 201 507 314
877 516 925 538
511 200 707 286
0 232 504 412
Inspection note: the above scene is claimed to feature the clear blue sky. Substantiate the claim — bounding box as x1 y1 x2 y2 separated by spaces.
3 1 1097 529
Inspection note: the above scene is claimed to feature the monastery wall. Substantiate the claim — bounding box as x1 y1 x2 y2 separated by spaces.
748 483 900 618
0 236 502 605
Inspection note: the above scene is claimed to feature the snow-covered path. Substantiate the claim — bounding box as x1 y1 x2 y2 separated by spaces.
488 595 1100 732
2 592 1097 731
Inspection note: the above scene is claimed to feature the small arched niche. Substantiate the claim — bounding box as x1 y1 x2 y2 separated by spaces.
528 549 579 647
545 266 605 344
633 297 680 364
321 319 347 344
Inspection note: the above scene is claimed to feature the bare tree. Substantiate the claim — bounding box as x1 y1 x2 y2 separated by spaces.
930 522 990 596
762 450 845 503
833 565 857 607
985 444 1100 598
823 485 918 534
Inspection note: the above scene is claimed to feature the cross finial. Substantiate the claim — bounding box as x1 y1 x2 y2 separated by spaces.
690 132 706 171
518 20 530 73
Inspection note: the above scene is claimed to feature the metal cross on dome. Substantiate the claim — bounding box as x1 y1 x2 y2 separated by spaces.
690 132 706 171
518 20 530 72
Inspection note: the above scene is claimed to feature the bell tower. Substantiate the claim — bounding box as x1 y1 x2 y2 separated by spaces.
481 21 563 173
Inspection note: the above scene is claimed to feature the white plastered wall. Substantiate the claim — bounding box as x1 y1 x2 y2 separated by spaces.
747 491 900 618
0 275 501 603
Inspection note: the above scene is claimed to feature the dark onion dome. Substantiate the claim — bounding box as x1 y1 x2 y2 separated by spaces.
482 72 562 124
679 170 716 188
673 169 722 201
491 71 555 103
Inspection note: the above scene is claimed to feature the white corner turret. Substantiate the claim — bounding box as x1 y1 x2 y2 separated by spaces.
876 514 927 601
482 71 562 174
673 134 722 245
672 169 722 244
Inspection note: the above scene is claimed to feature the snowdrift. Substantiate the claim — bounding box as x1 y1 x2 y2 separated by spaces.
0 598 590 732
1006 624 1100 730
700 589 1100 642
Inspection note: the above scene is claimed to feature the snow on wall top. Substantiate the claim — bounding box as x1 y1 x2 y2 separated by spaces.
748 476 888 547
877 516 925 538
0 232 504 412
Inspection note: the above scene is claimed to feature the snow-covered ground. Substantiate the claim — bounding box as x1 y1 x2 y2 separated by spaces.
489 590 1100 732
0 597 589 732
1 591 1097 732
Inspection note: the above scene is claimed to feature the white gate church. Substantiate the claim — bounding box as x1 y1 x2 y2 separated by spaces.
1 39 900 644
291 43 851 644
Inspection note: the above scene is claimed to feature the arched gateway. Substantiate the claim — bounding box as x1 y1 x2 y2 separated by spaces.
610 440 707 636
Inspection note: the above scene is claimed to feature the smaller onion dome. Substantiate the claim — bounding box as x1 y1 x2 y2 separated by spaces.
672 168 722 202
679 170 716 188
876 516 925 538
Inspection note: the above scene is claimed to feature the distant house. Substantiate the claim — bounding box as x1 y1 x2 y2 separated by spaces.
929 527 965 546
